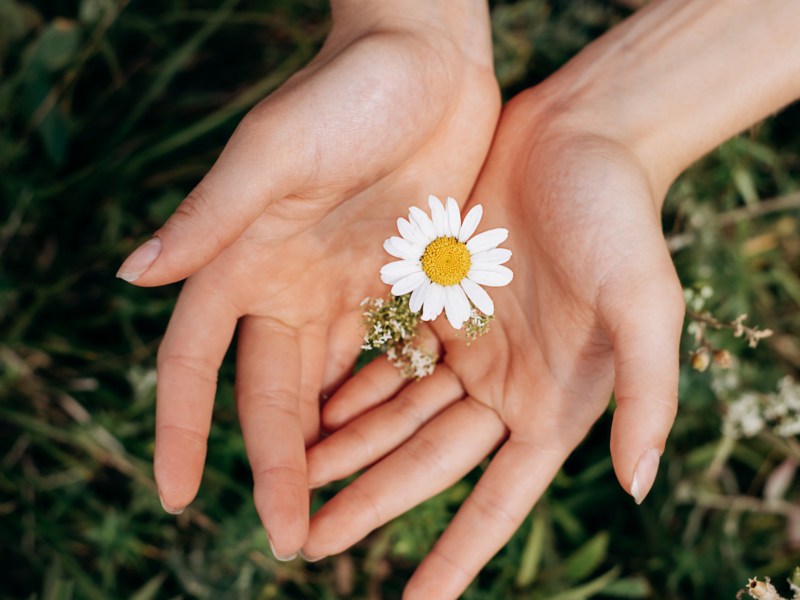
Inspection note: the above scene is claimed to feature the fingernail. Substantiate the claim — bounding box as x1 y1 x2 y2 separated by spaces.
159 491 184 515
631 448 661 505
117 238 161 282
298 549 323 563
268 536 297 562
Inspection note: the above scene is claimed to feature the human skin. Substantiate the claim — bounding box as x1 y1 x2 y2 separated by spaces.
302 0 800 596
116 0 500 560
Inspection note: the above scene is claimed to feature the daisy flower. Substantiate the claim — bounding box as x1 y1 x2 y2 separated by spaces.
380 195 513 330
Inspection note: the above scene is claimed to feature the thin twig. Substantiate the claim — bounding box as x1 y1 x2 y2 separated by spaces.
668 192 800 254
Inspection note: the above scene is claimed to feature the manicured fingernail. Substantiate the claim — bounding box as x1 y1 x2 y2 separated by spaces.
268 536 297 562
298 549 323 563
631 448 661 505
159 491 184 515
117 238 161 282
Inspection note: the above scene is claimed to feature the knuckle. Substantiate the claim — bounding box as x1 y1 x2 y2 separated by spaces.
342 426 373 461
157 350 218 386
391 396 427 429
158 183 227 251
345 480 383 525
170 185 213 228
156 423 208 448
237 388 299 415
400 434 445 474
253 463 306 487
469 485 517 528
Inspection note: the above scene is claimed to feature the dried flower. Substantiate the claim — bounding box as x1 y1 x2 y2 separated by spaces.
690 348 711 372
713 349 733 369
738 577 782 600
386 343 437 380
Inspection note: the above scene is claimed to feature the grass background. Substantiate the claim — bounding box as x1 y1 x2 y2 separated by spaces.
2 0 800 598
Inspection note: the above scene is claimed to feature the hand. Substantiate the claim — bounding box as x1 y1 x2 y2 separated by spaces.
302 0 800 590
301 88 685 597
117 1 500 559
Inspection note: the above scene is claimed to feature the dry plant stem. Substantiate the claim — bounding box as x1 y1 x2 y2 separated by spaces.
667 192 800 254
682 489 800 524
687 310 773 350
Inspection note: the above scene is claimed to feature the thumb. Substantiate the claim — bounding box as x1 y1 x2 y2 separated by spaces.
116 116 303 287
603 267 685 505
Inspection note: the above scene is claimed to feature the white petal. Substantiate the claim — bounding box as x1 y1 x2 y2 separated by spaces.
459 204 483 242
466 228 509 254
443 293 461 329
422 283 445 321
392 270 428 296
397 217 428 247
444 285 470 329
383 238 406 259
428 195 448 237
409 206 437 242
460 278 494 315
467 265 514 287
380 260 421 285
445 197 461 238
384 236 423 261
409 277 431 313
470 248 512 266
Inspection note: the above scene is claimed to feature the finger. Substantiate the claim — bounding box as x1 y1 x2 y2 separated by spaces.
155 277 238 513
298 324 327 445
321 325 440 430
236 316 307 560
321 355 407 431
320 309 367 397
404 435 568 600
602 267 684 505
116 117 303 287
302 399 505 560
307 364 463 488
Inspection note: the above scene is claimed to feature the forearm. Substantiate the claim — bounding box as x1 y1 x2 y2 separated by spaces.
544 0 800 194
328 0 493 69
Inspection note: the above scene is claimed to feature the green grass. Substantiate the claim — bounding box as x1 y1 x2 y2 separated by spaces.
2 0 800 598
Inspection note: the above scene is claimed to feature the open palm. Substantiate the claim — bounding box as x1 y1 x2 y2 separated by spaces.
302 90 685 597
123 11 500 559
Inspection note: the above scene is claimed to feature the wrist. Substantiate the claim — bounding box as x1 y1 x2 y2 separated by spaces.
521 0 800 201
328 0 493 71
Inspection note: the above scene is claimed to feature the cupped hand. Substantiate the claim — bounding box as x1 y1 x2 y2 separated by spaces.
302 88 685 596
118 2 500 559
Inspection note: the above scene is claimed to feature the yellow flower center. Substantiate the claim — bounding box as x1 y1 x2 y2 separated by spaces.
421 237 471 286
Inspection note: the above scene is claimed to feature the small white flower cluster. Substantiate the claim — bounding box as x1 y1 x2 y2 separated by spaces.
361 294 438 380
723 377 800 439
463 307 493 343
386 344 436 380
684 285 714 314
361 296 418 350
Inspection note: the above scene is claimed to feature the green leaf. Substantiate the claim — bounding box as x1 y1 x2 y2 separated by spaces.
129 573 167 600
38 103 70 165
732 166 759 207
548 567 622 600
516 509 547 587
601 576 653 598
42 561 75 600
565 531 609 582
31 19 81 72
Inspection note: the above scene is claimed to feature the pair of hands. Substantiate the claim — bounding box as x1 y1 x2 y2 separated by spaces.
118 5 684 598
